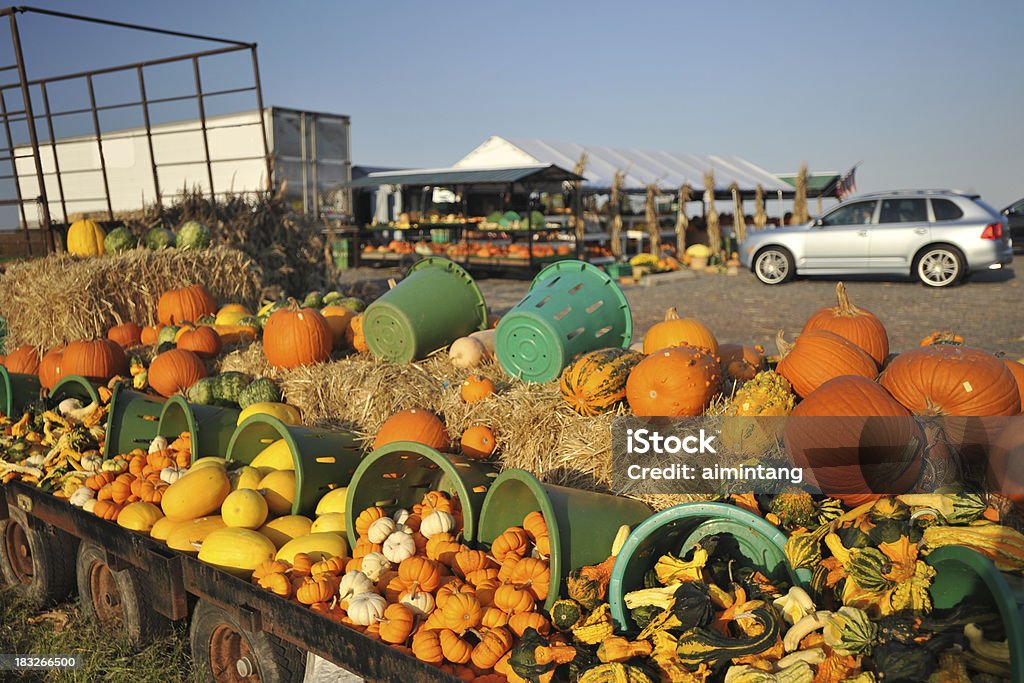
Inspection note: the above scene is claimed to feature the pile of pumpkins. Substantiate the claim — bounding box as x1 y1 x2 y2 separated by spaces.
65 217 212 257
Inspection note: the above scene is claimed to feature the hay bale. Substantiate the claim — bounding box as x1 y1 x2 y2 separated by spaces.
0 247 261 349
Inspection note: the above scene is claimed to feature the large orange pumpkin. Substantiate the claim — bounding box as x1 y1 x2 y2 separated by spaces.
320 305 356 348
776 329 877 398
642 307 718 356
38 346 65 389
2 345 40 375
1004 359 1024 414
148 348 207 397
61 339 128 382
784 375 923 506
157 284 217 326
176 326 223 359
107 322 143 349
879 346 1020 417
263 305 332 369
625 345 721 417
802 282 889 365
374 408 450 451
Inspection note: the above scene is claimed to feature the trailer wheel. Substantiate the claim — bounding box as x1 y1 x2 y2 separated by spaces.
0 515 77 607
75 542 170 642
190 599 305 683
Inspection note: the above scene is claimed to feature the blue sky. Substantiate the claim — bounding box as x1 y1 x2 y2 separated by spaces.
8 1 1024 206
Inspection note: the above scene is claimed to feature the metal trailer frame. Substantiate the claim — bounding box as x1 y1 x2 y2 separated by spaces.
0 6 272 256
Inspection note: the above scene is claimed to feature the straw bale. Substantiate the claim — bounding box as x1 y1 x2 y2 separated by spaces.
0 247 260 350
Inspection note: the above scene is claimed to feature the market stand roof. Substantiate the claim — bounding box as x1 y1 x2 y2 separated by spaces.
345 163 582 188
453 136 795 195
776 171 842 198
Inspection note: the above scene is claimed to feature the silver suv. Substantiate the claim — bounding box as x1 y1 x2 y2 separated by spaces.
740 190 1012 287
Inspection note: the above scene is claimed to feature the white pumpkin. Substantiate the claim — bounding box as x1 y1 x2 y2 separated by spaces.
82 498 98 514
347 591 387 626
360 552 391 582
80 454 103 473
160 466 188 485
366 516 397 544
58 397 83 416
399 589 435 616
449 336 487 368
420 511 456 539
337 569 374 601
392 508 410 526
148 435 169 454
69 486 94 507
382 530 416 563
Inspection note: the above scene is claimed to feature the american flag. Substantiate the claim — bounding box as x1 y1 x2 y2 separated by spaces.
835 165 859 200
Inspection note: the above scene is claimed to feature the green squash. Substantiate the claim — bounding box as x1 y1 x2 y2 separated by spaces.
768 490 818 529
196 314 216 326
675 607 780 668
671 582 713 630
338 296 365 312
869 497 910 523
238 315 263 330
629 605 663 630
144 226 176 250
550 599 583 632
187 377 217 406
847 547 894 593
785 531 822 571
238 377 281 409
823 606 877 656
103 227 137 254
945 492 988 524
213 372 251 405
176 220 211 250
301 291 323 308
321 290 343 306
157 325 180 345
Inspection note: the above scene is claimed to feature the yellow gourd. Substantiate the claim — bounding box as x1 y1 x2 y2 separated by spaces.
311 512 346 535
250 439 295 471
165 516 227 553
198 528 277 578
276 532 349 564
161 466 231 520
229 465 264 491
258 515 313 549
117 501 164 533
258 470 296 516
237 402 302 426
150 515 190 541
67 218 106 257
315 487 348 516
189 457 228 472
221 489 269 529
215 304 251 326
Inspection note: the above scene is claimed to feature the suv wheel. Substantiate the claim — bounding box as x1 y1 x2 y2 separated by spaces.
914 246 963 287
753 248 794 285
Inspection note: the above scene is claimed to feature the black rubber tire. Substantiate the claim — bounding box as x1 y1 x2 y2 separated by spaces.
752 246 795 285
0 512 77 608
190 599 305 683
76 542 171 643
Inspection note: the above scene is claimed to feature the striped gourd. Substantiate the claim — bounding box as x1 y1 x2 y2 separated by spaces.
922 523 1024 571
675 607 780 667
559 348 642 416
846 547 893 592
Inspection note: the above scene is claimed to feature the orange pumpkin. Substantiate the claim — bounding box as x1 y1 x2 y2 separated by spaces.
718 343 766 382
141 325 163 346
2 345 40 374
776 329 877 399
493 582 535 614
411 629 444 664
373 408 450 451
61 339 128 383
320 305 356 348
175 326 223 359
625 345 722 417
508 556 550 601
92 499 124 520
522 511 547 540
471 627 515 669
461 375 495 403
37 346 65 389
460 425 496 460
1005 359 1024 413
439 592 483 634
643 307 718 356
263 304 333 369
157 284 217 326
148 349 208 397
346 314 369 353
508 613 550 638
107 322 143 349
379 603 415 644
802 282 889 365
398 556 443 593
439 628 473 664
491 528 530 562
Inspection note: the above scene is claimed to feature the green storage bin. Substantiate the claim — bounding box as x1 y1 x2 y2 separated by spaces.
103 383 165 457
344 441 499 548
496 260 632 383
478 469 652 609
49 375 100 406
157 396 240 460
608 502 809 631
227 414 364 517
0 366 40 418
331 238 352 271
362 257 488 363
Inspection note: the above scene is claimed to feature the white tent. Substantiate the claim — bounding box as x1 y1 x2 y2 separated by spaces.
454 136 792 195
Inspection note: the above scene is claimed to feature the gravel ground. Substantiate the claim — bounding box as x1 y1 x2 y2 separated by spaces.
339 265 1024 358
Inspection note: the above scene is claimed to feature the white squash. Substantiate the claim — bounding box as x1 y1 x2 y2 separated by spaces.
399 589 435 616
69 486 94 507
367 516 397 544
58 397 84 416
82 498 98 514
382 530 416 563
359 552 390 582
148 435 169 454
449 336 487 368
347 591 386 626
420 511 456 539
337 570 374 601
80 454 103 473
392 508 410 525
160 466 188 485
469 329 496 354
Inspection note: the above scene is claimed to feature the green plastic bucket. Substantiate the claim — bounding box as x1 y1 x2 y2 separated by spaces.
345 441 499 548
926 545 1024 681
103 383 165 457
362 257 488 363
496 260 632 383
608 502 809 631
478 469 652 609
0 366 40 418
50 375 100 405
227 414 364 516
157 396 240 460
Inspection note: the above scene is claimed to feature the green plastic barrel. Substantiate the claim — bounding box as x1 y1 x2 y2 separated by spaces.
0 366 40 418
103 383 165 457
478 469 652 609
157 396 240 460
608 502 809 631
345 441 499 548
496 260 632 383
50 375 100 405
926 545 1024 682
227 414 365 517
362 257 488 363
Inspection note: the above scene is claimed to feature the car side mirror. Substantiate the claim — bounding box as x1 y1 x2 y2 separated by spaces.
812 218 824 227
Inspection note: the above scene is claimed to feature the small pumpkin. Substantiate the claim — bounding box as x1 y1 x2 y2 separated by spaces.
379 603 415 645
776 329 878 398
494 582 536 614
257 571 293 598
399 589 436 616
107 322 144 349
176 325 223 359
460 425 497 460
347 591 387 626
373 408 450 451
449 336 488 368
157 284 217 326
461 375 496 403
354 506 387 538
398 556 443 593
509 556 550 601
802 282 889 364
320 305 356 348
440 592 483 634
412 628 444 665
509 612 550 638
717 343 767 382
382 530 417 563
643 306 718 355
295 574 339 605
345 314 369 353
420 510 457 539
491 527 531 562
439 628 473 664
523 511 547 540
